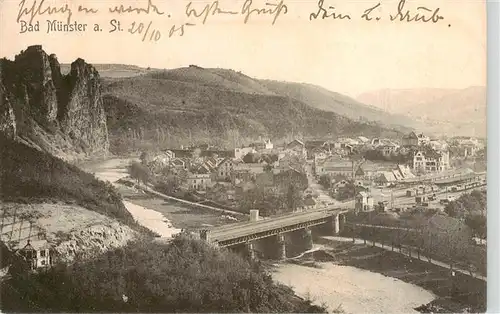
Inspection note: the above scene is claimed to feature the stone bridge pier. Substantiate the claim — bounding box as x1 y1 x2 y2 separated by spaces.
329 213 346 235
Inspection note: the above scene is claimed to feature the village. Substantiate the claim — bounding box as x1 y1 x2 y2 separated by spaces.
135 131 486 217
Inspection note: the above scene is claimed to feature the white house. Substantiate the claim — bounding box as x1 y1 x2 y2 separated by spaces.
413 149 450 173
15 240 53 270
216 158 234 181
355 191 374 212
186 173 213 191
265 139 274 150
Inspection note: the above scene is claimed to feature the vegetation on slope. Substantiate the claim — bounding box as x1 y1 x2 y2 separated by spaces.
2 235 326 313
445 190 487 239
0 133 151 235
101 68 405 153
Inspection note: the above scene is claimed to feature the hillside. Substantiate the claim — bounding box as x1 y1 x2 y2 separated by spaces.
0 133 153 262
357 87 487 137
102 67 407 153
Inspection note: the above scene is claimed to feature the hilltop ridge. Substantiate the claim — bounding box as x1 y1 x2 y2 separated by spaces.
102 66 410 153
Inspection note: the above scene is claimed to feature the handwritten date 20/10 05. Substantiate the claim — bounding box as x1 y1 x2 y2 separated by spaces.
109 19 193 42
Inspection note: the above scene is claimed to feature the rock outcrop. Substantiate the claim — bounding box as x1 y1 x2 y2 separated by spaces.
0 85 17 138
0 45 109 158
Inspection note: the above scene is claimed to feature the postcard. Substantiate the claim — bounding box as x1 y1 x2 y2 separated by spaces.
0 0 488 313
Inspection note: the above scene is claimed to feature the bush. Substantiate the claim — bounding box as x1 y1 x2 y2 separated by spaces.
1 236 326 313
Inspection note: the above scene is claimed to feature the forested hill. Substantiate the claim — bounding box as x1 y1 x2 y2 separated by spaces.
102 67 409 152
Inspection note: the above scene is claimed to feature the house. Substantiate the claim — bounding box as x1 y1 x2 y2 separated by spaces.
305 140 327 150
186 173 212 191
396 164 416 179
309 147 328 160
170 158 187 170
216 158 234 181
392 169 404 181
303 187 315 198
233 162 265 174
314 156 353 177
378 143 400 157
15 240 53 270
285 139 307 158
355 191 374 212
234 147 256 160
358 136 370 144
230 162 265 183
375 171 397 185
402 132 419 147
303 196 317 210
417 133 430 146
458 138 482 157
413 149 450 173
265 139 274 150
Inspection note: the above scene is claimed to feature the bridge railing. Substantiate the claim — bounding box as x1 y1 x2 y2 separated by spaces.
207 206 346 234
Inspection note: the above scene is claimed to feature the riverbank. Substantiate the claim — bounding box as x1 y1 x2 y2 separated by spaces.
82 158 245 235
272 238 486 313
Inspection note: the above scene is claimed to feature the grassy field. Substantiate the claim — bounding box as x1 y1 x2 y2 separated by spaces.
300 239 486 313
114 183 245 231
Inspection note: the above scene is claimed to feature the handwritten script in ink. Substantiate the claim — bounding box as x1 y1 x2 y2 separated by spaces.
14 0 447 42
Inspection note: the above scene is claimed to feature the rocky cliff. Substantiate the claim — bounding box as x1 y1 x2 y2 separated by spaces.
0 45 109 159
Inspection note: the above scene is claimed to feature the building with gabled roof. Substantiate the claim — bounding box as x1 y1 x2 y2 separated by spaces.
14 239 53 271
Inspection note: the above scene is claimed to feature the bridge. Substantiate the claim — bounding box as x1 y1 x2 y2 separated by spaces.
200 208 349 259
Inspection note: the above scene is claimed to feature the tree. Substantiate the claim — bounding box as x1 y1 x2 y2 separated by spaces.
445 190 487 218
285 183 303 212
263 164 273 173
191 148 202 159
129 161 150 186
243 153 258 164
318 174 332 189
139 151 149 165
465 214 487 239
154 176 179 195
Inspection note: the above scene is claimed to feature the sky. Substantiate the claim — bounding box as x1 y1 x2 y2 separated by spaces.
0 0 487 97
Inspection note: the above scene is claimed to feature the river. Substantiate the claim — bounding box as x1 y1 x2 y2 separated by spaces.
83 158 182 238
273 260 435 314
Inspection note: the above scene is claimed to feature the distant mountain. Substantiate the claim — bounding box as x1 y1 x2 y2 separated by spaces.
101 66 409 153
260 80 420 129
357 87 487 137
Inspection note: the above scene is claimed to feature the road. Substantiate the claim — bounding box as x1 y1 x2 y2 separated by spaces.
209 208 346 243
323 236 486 282
305 162 339 207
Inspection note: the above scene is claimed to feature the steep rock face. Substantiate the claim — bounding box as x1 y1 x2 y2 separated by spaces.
0 84 17 138
59 58 109 153
0 45 109 157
